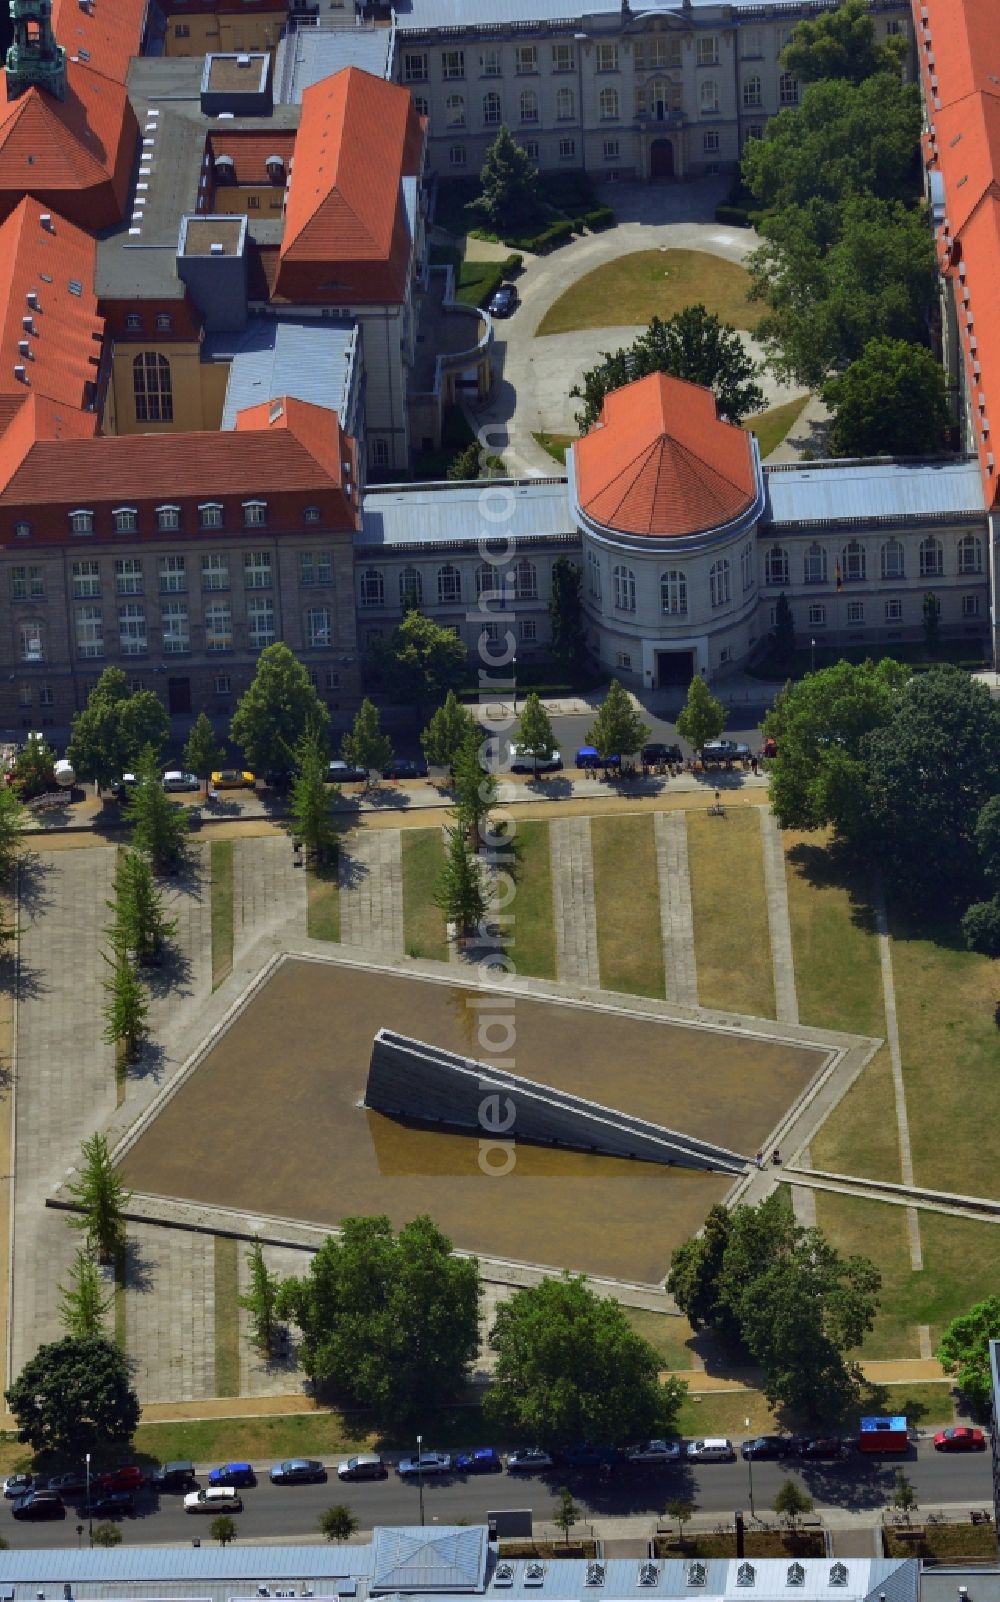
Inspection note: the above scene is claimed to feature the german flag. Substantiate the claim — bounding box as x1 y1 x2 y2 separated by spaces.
835 559 843 592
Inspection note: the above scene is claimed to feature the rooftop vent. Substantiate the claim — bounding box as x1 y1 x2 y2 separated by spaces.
26 290 38 308
39 213 52 231
638 1565 658 1588
494 1565 514 1589
686 1565 706 1589
237 53 251 65
17 340 30 357
830 1566 848 1588
21 315 33 331
14 364 27 382
210 242 225 255
525 1564 545 1587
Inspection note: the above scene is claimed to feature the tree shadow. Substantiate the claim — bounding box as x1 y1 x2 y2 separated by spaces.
126 1037 167 1085
16 849 54 919
362 786 414 811
121 1233 155 1295
143 939 194 1001
785 840 878 935
201 795 244 819
334 845 369 891
524 774 575 799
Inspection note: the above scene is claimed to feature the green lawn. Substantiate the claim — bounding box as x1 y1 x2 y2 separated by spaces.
511 820 557 980
745 395 810 459
213 1236 240 1398
210 839 234 991
307 862 340 941
687 809 775 1017
625 1308 701 1370
591 813 665 997
402 829 448 961
537 250 762 337
532 431 576 465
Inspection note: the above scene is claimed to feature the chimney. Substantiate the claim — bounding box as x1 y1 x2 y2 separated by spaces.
210 242 224 255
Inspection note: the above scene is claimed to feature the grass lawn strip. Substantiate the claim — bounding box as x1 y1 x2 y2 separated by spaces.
532 431 576 465
401 829 448 961
883 1525 999 1560
209 839 234 990
511 819 557 980
213 1235 240 1398
745 395 810 459
537 250 762 337
307 861 340 941
591 813 665 997
624 1308 701 1371
687 809 775 1017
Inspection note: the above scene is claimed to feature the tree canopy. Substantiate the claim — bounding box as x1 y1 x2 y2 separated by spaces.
586 680 650 760
466 126 540 234
276 1214 480 1425
66 1133 132 1263
572 306 764 432
780 0 907 85
230 643 329 775
341 697 393 776
516 692 557 768
183 713 225 792
937 1297 1000 1414
6 1335 140 1456
124 747 189 873
676 677 726 754
289 726 335 866
68 667 169 791
421 690 477 774
823 338 950 458
485 1273 685 1446
367 611 469 714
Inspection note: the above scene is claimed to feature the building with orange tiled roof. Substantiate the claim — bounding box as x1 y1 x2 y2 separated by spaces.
0 196 103 413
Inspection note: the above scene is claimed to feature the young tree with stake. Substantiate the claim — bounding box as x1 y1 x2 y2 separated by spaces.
240 1238 280 1355
183 712 226 795
66 1133 133 1263
58 1245 112 1339
516 692 557 774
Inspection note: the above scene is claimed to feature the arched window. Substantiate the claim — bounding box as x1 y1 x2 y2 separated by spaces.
476 562 504 602
359 567 384 608
660 569 687 615
613 564 636 612
483 91 502 126
599 87 619 120
801 542 825 584
556 86 574 120
764 544 788 586
881 538 905 580
700 79 719 113
515 559 537 599
445 93 465 127
919 535 943 577
398 566 423 609
133 352 172 423
742 74 762 108
519 88 538 124
438 563 462 604
709 558 730 608
842 539 866 582
958 532 983 574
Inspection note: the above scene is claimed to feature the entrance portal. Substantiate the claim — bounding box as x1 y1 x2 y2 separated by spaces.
656 649 694 687
650 138 675 179
167 676 192 715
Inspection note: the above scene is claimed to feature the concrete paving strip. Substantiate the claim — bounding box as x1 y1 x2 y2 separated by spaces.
654 810 698 1006
874 890 923 1271
759 809 799 1025
550 815 601 988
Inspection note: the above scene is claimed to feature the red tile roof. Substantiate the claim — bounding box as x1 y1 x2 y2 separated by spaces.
207 130 296 188
277 67 425 305
53 0 149 87
573 373 758 538
0 197 103 412
0 61 137 230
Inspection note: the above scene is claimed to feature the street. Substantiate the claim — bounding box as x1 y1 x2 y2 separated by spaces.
6 1443 992 1549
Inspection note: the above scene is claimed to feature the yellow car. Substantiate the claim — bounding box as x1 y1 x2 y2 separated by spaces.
210 768 256 790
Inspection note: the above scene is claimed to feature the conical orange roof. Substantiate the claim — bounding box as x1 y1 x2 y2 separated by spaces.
0 61 135 228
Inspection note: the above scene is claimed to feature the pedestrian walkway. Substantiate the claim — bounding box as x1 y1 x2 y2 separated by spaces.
234 835 306 964
874 888 922 1271
338 827 404 957
759 810 799 1026
238 1241 311 1400
550 816 601 988
125 1220 216 1404
654 811 698 1007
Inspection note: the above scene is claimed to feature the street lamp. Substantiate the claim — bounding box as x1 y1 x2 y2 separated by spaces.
744 1418 755 1518
85 1452 92 1545
512 654 518 716
810 637 816 674
416 1431 425 1527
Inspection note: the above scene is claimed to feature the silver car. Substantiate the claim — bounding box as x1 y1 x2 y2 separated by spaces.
627 1439 683 1464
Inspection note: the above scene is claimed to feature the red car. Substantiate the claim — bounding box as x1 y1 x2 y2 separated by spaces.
933 1427 986 1452
99 1465 144 1492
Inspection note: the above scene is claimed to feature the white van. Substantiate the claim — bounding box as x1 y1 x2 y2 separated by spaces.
184 1485 244 1514
686 1438 736 1462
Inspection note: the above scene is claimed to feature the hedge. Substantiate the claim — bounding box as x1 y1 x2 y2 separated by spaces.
714 203 751 227
584 205 616 231
507 218 575 253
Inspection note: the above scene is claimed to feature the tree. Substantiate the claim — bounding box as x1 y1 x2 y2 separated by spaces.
549 556 587 675
320 1504 360 1542
447 441 503 481
585 680 650 762
421 690 477 776
553 1487 579 1545
781 0 907 85
453 726 497 847
276 1214 480 1426
962 896 1000 958
762 658 910 836
341 698 393 778
209 1514 237 1547
0 785 24 881
66 1133 132 1264
667 1205 736 1338
937 1297 1000 1413
183 712 225 794
435 824 487 938
59 1245 112 1339
484 1273 686 1446
91 1522 123 1548
289 726 335 867
823 339 950 458
466 125 540 235
11 734 56 799
230 643 329 776
975 796 1000 888
68 667 168 791
571 306 764 432
665 1499 694 1546
516 692 556 773
773 1478 815 1528
891 1468 917 1523
771 593 796 669
239 1238 279 1356
123 748 189 874
367 611 469 715
107 848 176 967
676 677 726 756
101 944 149 1064
922 591 941 654
5 1335 140 1456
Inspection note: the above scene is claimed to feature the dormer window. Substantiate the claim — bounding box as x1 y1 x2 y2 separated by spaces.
737 1565 755 1588
70 509 94 535
155 313 173 333
304 505 321 525
786 1565 805 1588
14 521 30 539
157 505 181 532
243 499 267 528
199 502 223 529
113 507 138 535
829 1566 848 1588
125 313 142 332
686 1566 706 1589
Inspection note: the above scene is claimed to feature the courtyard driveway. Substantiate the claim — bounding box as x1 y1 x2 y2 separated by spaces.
459 178 809 477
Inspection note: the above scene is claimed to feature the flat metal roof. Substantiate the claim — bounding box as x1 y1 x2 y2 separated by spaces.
212 317 359 429
394 0 812 32
276 26 394 101
764 457 986 528
359 478 575 549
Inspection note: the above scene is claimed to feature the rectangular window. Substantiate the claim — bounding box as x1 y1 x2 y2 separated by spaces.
697 35 719 65
449 144 466 167
201 554 230 592
523 140 540 161
199 503 223 529
160 601 190 654
114 558 143 597
158 555 186 593
808 604 827 627
519 619 537 643
480 46 500 76
300 551 333 587
244 550 272 590
213 673 231 695
12 565 44 600
615 651 632 670
306 607 332 648
204 601 233 652
325 670 340 691
72 560 100 599
113 508 138 535
372 438 390 467
247 596 276 649
243 501 268 528
741 27 763 57
551 42 574 71
39 684 53 707
703 131 720 153
70 510 94 536
596 42 618 72
17 683 30 708
76 605 104 659
847 600 865 625
19 622 42 662
515 44 536 73
603 139 619 160
403 51 427 82
963 593 981 617
885 598 903 622
118 604 147 657
157 505 181 532
441 49 465 79
559 138 576 160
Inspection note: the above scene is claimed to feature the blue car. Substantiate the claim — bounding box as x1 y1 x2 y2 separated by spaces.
575 747 621 771
208 1462 256 1488
454 1447 502 1474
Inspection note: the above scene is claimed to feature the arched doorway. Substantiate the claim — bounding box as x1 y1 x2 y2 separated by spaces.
650 137 674 179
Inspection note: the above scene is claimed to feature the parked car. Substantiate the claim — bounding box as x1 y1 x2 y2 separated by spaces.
641 743 683 766
933 1426 986 1452
109 772 137 802
397 1452 452 1479
742 1436 791 1461
488 285 518 318
99 1465 144 1493
3 1472 34 1498
575 747 621 771
327 761 368 785
208 1462 257 1488
506 1447 554 1473
269 1459 327 1484
12 1490 64 1521
263 768 295 793
686 1438 736 1462
185 1486 243 1514
562 1444 619 1471
162 770 200 793
149 1460 198 1491
626 1440 683 1464
44 1470 88 1498
85 1491 135 1519
797 1437 849 1460
509 744 562 774
453 1448 503 1474
336 1454 388 1482
211 768 256 790
382 757 428 780
702 741 751 764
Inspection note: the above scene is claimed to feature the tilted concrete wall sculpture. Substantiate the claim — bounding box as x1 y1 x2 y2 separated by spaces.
366 1029 749 1174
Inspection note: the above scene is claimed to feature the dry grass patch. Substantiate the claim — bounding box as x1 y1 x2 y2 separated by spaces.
307 861 340 942
537 250 762 337
591 813 665 997
512 819 557 979
746 395 810 459
883 1523 998 1560
687 809 774 1017
402 828 447 961
213 1236 240 1398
